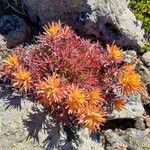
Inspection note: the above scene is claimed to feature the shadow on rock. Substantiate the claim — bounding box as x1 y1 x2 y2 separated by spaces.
23 106 81 150
43 123 65 150
90 132 101 143
43 123 81 150
0 84 22 110
4 94 22 110
23 106 48 143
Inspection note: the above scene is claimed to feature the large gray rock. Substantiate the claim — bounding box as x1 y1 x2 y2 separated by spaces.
110 93 145 119
104 128 150 150
0 15 31 48
23 0 145 49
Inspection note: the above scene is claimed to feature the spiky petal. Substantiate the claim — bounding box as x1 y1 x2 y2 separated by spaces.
87 89 104 105
60 25 72 38
36 73 66 106
66 84 85 114
118 68 143 95
12 67 32 92
43 22 61 39
114 99 126 111
107 43 124 61
3 53 19 69
79 104 106 132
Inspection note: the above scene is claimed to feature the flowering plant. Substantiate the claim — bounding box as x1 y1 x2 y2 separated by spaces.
1 22 143 132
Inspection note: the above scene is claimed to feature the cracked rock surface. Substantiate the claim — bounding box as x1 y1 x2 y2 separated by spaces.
23 0 145 49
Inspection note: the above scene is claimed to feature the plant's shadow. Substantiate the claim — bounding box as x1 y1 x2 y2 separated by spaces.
23 106 82 150
0 84 81 149
0 84 100 149
0 84 22 110
23 106 48 143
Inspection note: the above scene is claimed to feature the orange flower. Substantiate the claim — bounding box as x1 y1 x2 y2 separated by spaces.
3 53 19 69
43 22 61 39
118 69 143 95
107 43 124 61
12 67 32 92
36 73 66 105
87 89 104 105
66 85 85 114
114 99 126 110
79 104 106 132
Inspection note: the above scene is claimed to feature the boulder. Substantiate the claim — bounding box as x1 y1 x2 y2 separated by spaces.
104 128 150 150
23 0 145 49
0 15 31 48
142 51 150 69
110 93 145 119
136 61 150 105
123 50 137 63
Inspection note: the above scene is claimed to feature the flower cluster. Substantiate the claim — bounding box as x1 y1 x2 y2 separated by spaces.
0 22 144 132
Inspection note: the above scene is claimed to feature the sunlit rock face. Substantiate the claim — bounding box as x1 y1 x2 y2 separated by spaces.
23 0 145 50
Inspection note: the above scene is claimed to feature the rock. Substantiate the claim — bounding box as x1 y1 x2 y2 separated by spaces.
141 88 150 105
104 129 128 150
23 0 145 49
104 128 150 150
111 93 145 119
0 15 31 48
73 129 104 150
0 34 7 51
0 84 104 150
127 129 150 150
142 51 150 68
83 0 145 50
135 117 145 130
142 129 150 150
123 50 137 63
0 1 7 16
136 61 150 104
0 36 9 64
137 61 150 85
145 115 150 128
23 0 86 26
